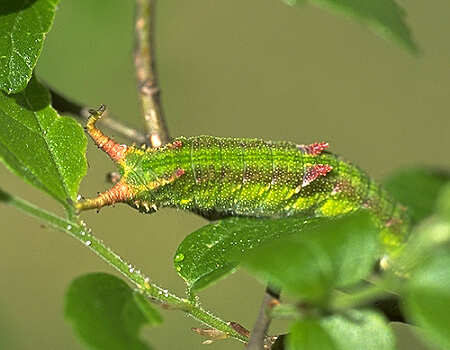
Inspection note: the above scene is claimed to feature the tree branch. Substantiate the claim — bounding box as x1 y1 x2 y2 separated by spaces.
50 88 147 144
246 285 281 350
134 0 170 148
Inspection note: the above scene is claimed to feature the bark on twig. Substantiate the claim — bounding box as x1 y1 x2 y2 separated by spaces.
134 0 170 147
246 286 280 350
50 89 147 144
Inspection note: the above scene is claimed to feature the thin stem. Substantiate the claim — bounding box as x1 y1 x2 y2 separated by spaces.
246 285 280 350
50 88 147 144
134 0 170 148
0 189 248 343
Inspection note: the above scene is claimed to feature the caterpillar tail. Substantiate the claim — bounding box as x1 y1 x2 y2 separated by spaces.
367 189 411 271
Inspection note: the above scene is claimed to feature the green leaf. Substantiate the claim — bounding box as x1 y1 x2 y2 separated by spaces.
395 201 450 274
174 216 322 291
288 310 395 350
0 76 87 210
288 320 337 350
0 0 61 93
65 273 161 350
321 310 395 349
405 252 450 349
238 211 379 302
435 182 450 221
291 0 418 53
384 169 450 223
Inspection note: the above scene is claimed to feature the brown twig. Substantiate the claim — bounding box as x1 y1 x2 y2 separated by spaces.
50 88 147 144
246 285 281 350
134 0 170 148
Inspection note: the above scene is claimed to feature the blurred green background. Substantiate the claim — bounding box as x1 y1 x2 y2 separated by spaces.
1 0 449 349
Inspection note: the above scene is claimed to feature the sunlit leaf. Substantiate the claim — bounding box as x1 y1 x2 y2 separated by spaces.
405 252 450 349
238 211 379 301
287 309 395 349
0 0 61 93
0 76 87 211
174 216 322 291
323 309 395 349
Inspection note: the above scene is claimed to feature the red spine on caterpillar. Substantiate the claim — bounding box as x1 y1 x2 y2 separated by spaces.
298 142 329 156
86 105 128 163
301 164 333 187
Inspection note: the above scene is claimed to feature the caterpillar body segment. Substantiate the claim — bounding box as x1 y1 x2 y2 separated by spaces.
77 106 410 259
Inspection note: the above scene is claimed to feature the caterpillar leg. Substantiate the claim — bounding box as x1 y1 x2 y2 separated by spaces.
86 105 128 162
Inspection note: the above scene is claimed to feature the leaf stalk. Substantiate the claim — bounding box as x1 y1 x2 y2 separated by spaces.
0 189 248 343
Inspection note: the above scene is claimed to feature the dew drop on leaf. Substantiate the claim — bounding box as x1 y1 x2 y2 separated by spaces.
174 253 184 262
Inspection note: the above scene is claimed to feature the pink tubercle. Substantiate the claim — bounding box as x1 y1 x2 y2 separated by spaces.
298 142 330 156
301 164 333 187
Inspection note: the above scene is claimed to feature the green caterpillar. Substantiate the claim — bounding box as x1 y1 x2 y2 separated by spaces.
77 105 410 261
